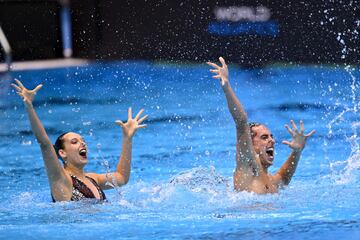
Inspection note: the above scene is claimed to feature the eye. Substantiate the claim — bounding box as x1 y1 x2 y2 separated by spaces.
71 139 78 144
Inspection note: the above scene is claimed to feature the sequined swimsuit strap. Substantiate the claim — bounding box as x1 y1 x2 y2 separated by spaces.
85 176 106 200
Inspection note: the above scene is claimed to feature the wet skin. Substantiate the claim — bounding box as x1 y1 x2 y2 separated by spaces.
207 57 316 194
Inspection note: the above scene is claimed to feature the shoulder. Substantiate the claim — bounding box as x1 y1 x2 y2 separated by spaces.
85 172 100 183
233 167 257 190
270 173 285 187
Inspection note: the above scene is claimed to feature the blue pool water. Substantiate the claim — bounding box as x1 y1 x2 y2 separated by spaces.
0 61 360 239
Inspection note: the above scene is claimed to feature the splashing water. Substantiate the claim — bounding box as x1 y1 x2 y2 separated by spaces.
95 143 123 198
330 121 360 184
169 166 230 195
324 3 360 183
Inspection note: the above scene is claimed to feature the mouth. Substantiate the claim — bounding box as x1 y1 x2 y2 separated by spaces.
79 148 87 159
266 147 274 159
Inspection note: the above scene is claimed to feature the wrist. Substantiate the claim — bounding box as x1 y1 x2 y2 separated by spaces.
122 134 133 141
222 80 230 90
25 102 34 109
292 148 303 154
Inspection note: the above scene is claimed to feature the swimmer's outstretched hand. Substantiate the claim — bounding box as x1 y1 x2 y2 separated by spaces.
207 57 229 87
282 120 316 152
115 108 148 138
11 79 43 108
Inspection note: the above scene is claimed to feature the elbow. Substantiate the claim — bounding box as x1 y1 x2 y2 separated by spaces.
116 173 129 185
281 178 291 186
123 176 130 185
282 181 289 187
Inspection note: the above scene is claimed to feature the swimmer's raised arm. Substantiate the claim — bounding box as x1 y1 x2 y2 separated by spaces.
88 108 148 189
207 57 248 127
12 79 72 199
273 120 315 186
207 57 256 172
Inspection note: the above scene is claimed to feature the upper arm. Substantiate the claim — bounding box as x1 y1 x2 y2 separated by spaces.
87 172 127 190
39 140 66 179
272 151 302 187
235 124 258 173
38 141 72 198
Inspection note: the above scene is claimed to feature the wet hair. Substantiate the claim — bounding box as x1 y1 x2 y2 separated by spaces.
248 122 262 138
53 132 70 164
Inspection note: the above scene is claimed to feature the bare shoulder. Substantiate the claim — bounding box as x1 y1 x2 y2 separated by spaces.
86 172 101 183
270 173 284 188
233 168 255 191
86 172 116 190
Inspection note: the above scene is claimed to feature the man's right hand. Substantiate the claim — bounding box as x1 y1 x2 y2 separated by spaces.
207 57 229 88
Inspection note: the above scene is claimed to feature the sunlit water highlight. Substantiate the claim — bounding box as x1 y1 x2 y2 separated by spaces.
0 61 360 239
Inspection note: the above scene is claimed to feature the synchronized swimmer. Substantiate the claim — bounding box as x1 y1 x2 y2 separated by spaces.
13 57 315 201
12 79 148 202
207 57 315 193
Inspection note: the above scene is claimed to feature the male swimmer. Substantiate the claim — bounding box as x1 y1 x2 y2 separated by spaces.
12 79 148 201
207 57 315 194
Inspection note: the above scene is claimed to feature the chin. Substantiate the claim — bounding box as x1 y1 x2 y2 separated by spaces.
262 159 273 168
78 158 88 165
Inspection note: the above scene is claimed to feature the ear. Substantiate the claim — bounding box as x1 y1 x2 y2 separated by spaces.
59 149 67 159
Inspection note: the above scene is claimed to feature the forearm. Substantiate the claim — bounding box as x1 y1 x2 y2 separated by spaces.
26 105 65 177
26 105 52 146
276 150 302 185
222 83 247 127
116 135 133 184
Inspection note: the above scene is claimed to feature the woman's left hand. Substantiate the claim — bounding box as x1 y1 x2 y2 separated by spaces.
115 108 148 138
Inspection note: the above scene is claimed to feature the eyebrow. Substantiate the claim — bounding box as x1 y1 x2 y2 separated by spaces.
68 137 85 142
261 134 273 137
70 137 82 141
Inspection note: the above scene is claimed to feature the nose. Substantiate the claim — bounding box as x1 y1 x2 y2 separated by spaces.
269 137 275 144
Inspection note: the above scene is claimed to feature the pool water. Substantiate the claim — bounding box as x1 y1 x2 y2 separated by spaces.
0 61 360 239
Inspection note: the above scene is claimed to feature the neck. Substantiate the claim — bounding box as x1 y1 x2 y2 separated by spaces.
261 165 269 174
258 159 270 174
256 155 270 174
65 164 86 179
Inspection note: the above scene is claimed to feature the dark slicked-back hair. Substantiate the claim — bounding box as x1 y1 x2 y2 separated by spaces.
248 122 262 138
53 132 70 164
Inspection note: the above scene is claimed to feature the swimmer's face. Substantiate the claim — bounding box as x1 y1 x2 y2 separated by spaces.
251 125 275 169
58 132 88 167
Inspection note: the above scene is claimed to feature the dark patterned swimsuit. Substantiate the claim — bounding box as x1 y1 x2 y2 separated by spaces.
52 175 106 202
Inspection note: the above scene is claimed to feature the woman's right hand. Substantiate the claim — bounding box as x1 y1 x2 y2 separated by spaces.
11 79 43 108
